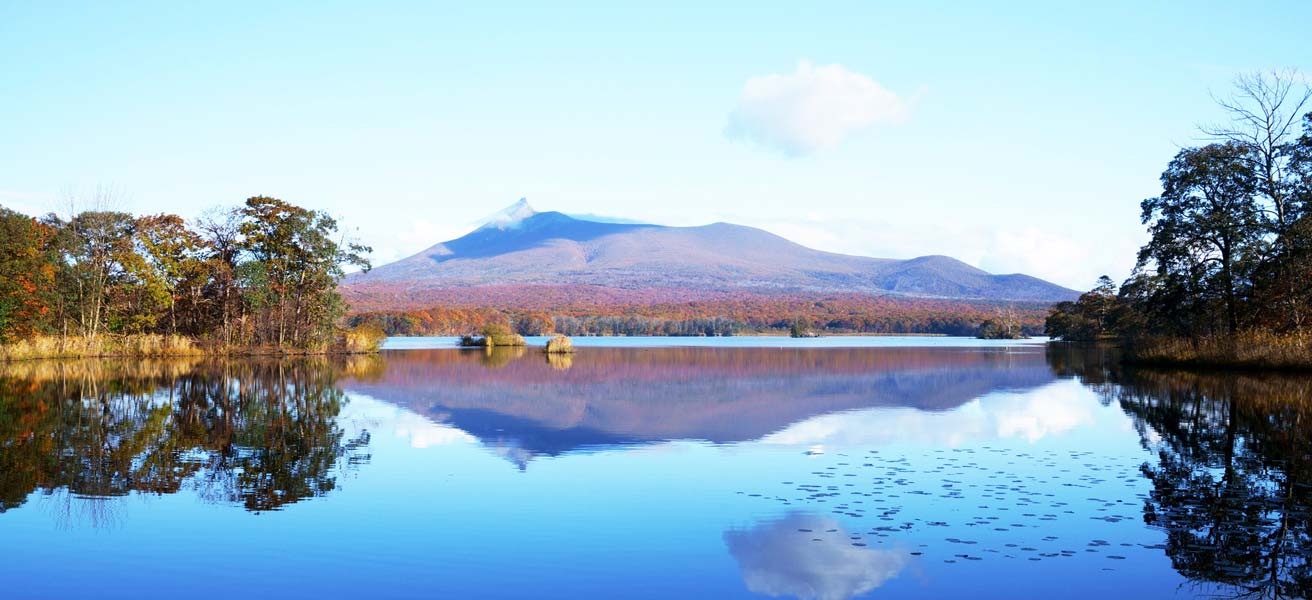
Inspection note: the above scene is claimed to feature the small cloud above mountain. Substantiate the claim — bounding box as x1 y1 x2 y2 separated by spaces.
726 61 912 156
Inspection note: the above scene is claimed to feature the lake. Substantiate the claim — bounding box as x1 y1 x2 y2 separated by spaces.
1 337 1308 599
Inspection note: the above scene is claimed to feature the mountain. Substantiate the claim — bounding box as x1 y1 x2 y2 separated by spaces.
344 199 1078 308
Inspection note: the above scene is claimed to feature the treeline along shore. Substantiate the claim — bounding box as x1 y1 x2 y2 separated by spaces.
1046 72 1312 370
346 296 1050 339
0 195 384 361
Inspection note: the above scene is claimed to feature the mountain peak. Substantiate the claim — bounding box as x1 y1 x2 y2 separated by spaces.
479 198 537 230
349 206 1079 303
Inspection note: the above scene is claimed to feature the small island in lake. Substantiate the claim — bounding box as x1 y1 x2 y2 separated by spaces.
459 323 528 348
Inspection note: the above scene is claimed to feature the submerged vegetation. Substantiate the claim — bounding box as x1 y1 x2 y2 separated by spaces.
0 196 376 360
1048 72 1312 369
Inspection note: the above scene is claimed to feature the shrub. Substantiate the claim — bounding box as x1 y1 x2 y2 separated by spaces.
544 334 574 354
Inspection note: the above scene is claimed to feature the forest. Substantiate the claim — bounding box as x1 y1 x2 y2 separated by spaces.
347 294 1050 338
1046 73 1312 368
0 195 376 358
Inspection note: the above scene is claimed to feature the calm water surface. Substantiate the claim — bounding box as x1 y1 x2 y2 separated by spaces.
1 338 1308 599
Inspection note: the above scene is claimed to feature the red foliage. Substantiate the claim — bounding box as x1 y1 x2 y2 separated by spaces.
344 285 1051 336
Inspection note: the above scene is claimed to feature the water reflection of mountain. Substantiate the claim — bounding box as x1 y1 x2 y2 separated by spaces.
342 347 1057 464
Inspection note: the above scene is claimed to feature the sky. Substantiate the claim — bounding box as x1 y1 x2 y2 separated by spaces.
2 1 1310 290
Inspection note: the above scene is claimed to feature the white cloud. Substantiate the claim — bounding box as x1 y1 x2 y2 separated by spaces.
369 218 472 263
726 61 911 156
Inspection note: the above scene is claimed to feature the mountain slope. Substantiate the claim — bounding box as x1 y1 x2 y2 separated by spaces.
345 200 1078 306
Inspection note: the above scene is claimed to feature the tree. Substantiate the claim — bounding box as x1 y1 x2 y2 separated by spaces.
1044 276 1122 341
195 207 245 345
1137 143 1264 335
237 197 371 347
44 210 141 339
1203 71 1311 238
0 207 56 342
135 214 207 335
1203 72 1312 332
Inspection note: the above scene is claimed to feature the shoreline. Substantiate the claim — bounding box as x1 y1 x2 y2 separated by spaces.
1049 336 1312 373
0 334 381 363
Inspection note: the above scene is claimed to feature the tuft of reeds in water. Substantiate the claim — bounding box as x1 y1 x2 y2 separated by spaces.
0 334 201 362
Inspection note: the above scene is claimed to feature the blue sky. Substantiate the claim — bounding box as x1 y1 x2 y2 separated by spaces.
2 1 1309 289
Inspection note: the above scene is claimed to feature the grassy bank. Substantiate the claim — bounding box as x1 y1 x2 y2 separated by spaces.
1124 331 1312 371
0 334 202 361
0 329 386 362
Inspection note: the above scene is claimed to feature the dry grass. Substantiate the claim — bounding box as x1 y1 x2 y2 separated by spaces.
0 334 202 362
1 327 388 362
1126 331 1312 371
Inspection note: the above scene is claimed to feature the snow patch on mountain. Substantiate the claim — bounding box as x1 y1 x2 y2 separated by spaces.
479 198 538 230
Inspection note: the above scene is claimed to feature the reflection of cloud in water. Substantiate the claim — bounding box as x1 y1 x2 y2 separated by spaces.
761 382 1093 447
396 416 477 448
340 394 476 448
725 513 909 600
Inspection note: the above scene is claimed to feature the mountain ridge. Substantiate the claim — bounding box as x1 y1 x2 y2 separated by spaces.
344 200 1078 308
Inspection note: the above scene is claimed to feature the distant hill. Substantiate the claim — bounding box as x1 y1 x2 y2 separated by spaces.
344 199 1077 309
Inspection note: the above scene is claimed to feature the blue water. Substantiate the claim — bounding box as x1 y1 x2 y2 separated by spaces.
0 340 1302 599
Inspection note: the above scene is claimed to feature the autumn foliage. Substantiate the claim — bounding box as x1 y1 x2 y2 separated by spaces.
347 290 1050 337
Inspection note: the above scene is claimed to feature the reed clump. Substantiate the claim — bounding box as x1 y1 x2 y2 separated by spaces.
0 334 202 361
1125 331 1312 371
544 334 574 354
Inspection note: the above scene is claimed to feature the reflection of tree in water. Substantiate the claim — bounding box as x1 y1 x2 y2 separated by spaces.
0 359 369 517
478 346 526 369
1050 347 1311 598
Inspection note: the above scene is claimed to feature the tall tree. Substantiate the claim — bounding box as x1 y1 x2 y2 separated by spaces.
1203 72 1312 331
1203 71 1311 238
0 207 56 342
135 214 206 334
44 211 140 339
237 197 371 347
1138 143 1264 335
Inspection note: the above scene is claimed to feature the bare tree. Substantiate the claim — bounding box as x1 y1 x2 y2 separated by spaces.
1202 71 1312 331
1201 70 1311 235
